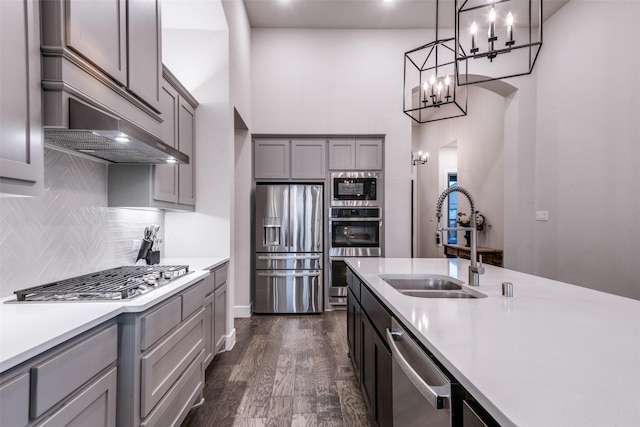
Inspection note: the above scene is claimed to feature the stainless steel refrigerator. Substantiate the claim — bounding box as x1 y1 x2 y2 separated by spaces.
254 184 323 313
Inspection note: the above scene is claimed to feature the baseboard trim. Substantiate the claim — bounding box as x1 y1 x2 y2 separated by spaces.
225 327 236 351
235 304 252 318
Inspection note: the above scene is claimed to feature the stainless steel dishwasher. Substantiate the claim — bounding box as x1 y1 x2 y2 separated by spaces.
387 318 459 427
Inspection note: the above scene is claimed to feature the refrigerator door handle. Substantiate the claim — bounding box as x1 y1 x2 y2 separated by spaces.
257 254 321 260
257 271 322 278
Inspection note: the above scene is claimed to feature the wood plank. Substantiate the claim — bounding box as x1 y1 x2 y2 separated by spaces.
291 413 318 427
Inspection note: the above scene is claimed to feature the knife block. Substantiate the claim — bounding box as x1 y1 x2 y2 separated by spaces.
146 251 160 265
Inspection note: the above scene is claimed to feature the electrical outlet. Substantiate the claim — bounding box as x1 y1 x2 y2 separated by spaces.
132 239 142 250
536 211 549 221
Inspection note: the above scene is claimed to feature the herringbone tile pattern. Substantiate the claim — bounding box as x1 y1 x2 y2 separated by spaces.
0 149 164 296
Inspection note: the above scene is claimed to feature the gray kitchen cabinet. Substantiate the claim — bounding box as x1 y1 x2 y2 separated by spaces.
291 140 327 179
0 321 118 427
0 372 29 427
328 138 383 170
118 279 206 427
201 273 217 367
254 139 291 179
38 368 117 427
214 281 228 354
0 0 44 197
49 0 161 112
254 139 327 180
108 67 198 211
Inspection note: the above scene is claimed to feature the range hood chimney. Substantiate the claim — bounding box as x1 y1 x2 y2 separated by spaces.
44 99 189 165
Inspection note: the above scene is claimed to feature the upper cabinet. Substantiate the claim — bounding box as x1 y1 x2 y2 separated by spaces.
329 139 383 170
41 0 163 136
0 0 44 197
108 67 198 211
254 139 326 181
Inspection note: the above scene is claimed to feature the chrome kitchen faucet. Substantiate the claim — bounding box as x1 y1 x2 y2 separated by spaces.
435 186 484 286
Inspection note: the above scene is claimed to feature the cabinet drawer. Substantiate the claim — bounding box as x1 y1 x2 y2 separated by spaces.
141 297 182 351
38 367 117 427
0 372 29 427
361 285 391 341
140 309 204 417
141 349 204 427
214 264 228 289
31 324 117 418
182 279 208 320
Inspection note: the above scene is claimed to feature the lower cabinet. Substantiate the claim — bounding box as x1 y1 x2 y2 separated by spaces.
118 280 207 427
0 322 118 427
346 269 392 427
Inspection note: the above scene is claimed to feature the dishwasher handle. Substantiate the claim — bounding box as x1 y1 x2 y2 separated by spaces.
386 329 451 410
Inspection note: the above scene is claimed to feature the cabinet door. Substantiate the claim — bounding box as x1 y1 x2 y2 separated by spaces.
328 139 356 170
356 139 383 170
154 82 179 203
291 140 326 179
254 140 290 179
372 329 393 427
361 314 375 410
66 0 127 86
0 0 43 196
203 294 214 367
214 282 227 354
38 368 117 427
127 0 162 111
0 373 29 427
178 97 195 206
347 290 356 366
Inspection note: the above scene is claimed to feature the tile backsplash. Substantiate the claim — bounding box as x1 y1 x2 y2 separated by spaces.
0 149 164 297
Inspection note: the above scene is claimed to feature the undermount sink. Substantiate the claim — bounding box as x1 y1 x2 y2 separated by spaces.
380 274 487 299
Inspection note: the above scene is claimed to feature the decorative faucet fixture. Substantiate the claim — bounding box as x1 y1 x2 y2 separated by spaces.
435 186 485 286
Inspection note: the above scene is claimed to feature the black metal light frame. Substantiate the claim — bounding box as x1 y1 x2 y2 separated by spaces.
455 0 543 85
403 0 468 124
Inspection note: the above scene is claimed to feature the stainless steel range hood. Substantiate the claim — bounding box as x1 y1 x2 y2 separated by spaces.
44 99 189 165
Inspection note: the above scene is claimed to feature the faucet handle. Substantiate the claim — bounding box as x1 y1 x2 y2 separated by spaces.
478 255 485 275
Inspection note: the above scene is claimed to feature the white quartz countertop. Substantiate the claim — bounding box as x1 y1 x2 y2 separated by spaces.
345 257 640 427
0 257 228 373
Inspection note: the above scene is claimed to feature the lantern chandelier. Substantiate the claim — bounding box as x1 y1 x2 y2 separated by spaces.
403 0 468 123
456 0 543 85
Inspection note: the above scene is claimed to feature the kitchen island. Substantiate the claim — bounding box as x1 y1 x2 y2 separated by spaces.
345 257 640 426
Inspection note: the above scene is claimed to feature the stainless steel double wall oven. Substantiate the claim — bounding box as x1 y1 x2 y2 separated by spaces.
328 171 383 307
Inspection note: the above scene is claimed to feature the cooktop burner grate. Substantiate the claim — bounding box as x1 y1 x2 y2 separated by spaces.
14 265 189 301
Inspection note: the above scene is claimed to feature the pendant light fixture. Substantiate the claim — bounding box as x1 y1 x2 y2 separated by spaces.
455 0 543 85
403 0 468 123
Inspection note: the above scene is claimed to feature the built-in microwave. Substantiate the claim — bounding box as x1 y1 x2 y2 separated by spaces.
330 171 382 206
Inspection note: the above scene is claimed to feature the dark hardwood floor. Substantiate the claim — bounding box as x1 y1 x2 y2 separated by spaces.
181 311 373 427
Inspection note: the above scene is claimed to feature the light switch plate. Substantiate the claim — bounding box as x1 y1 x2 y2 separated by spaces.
536 211 549 221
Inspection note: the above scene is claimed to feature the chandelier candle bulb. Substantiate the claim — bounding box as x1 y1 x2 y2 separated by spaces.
470 21 478 53
430 75 436 97
445 75 451 98
506 12 515 45
422 81 429 103
489 7 497 41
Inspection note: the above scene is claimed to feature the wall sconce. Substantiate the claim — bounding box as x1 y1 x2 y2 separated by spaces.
412 151 429 166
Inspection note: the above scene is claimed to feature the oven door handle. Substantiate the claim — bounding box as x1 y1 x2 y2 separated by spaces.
257 271 321 278
329 218 382 222
386 329 451 410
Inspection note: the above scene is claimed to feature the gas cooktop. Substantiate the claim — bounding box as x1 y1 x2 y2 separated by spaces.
14 265 190 302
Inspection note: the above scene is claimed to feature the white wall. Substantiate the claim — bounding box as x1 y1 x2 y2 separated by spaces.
532 1 640 299
251 28 432 258
222 0 253 317
414 86 506 258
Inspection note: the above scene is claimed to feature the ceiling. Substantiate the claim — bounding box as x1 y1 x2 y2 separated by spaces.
243 0 569 30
